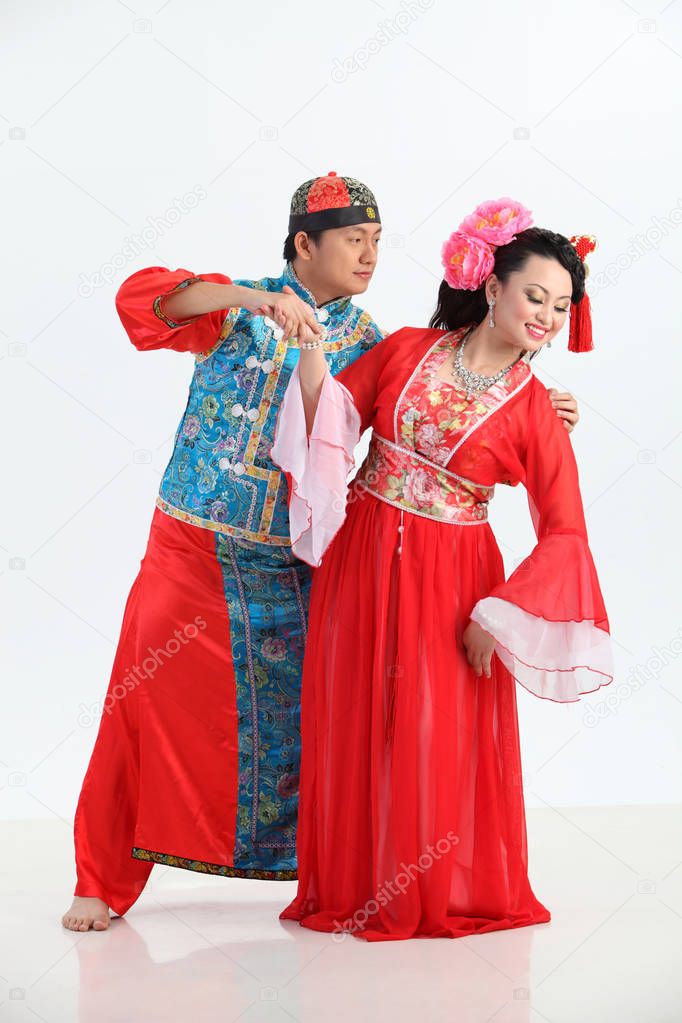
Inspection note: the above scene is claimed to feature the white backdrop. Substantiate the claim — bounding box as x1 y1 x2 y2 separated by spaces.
2 0 681 829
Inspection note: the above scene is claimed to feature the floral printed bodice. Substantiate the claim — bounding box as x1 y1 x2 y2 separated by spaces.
396 327 531 464
353 327 532 524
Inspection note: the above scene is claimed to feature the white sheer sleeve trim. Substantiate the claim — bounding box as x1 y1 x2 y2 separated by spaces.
470 596 614 703
271 362 361 567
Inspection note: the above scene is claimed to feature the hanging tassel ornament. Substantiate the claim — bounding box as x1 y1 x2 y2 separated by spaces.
568 234 597 353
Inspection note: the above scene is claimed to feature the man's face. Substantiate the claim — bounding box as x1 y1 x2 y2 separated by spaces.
298 223 382 301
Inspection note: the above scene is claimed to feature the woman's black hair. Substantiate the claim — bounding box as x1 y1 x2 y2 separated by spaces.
428 227 585 360
282 229 326 262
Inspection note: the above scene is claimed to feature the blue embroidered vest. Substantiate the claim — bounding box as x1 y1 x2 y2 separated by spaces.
156 262 384 544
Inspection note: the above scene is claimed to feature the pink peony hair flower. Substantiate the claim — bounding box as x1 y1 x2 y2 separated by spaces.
458 197 533 247
441 230 495 291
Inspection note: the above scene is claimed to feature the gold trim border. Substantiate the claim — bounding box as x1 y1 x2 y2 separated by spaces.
156 496 291 546
132 846 297 881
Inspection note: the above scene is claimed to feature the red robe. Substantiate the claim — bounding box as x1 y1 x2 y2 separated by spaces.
271 325 613 941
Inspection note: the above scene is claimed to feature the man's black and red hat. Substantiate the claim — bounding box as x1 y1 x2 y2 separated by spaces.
288 171 380 234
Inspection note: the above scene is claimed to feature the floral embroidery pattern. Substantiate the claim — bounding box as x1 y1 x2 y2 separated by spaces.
397 327 531 464
355 435 493 524
307 175 350 212
289 176 378 216
357 327 530 524
214 534 313 872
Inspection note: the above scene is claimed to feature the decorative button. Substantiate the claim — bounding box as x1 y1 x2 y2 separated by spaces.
218 457 231 471
261 359 275 373
231 403 244 417
232 462 245 476
246 408 259 422
245 355 259 369
317 308 329 323
273 327 284 341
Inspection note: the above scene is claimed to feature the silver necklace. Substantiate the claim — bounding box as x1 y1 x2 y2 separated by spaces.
452 327 521 400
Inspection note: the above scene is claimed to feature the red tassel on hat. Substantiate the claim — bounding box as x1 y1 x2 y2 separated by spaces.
568 234 597 353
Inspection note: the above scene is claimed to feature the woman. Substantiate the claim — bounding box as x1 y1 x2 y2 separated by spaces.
270 198 614 942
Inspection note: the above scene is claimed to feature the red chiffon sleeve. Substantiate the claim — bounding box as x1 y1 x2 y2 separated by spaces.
115 266 234 355
271 329 409 567
469 377 614 703
334 326 411 432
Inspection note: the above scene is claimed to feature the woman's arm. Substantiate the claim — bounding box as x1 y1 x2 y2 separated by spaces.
269 286 328 436
271 327 411 565
465 378 613 702
298 347 328 436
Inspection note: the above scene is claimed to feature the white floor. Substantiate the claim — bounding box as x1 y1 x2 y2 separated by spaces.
2 806 681 1023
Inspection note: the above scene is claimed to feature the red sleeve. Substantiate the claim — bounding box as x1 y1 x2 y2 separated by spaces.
490 378 603 619
334 327 412 433
115 266 234 355
469 377 614 702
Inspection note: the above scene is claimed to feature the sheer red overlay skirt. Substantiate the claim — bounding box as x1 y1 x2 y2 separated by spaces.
280 486 551 941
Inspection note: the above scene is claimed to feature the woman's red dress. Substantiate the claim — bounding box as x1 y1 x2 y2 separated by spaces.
270 325 613 941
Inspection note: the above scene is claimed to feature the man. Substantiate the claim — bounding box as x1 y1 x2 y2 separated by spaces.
63 172 580 931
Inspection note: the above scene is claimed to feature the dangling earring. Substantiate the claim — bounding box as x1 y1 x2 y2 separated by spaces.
488 298 496 328
546 340 552 349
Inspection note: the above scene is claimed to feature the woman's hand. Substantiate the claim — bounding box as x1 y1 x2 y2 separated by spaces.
549 389 579 433
245 285 324 344
462 620 496 678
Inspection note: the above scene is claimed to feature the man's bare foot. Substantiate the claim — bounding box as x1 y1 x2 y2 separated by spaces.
62 896 111 932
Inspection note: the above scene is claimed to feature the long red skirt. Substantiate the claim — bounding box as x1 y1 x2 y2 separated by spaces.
280 484 552 941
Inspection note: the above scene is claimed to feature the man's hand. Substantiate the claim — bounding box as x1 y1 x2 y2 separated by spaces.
246 285 324 345
462 620 496 679
549 388 579 433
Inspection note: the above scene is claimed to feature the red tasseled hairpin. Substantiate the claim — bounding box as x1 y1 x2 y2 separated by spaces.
568 234 597 353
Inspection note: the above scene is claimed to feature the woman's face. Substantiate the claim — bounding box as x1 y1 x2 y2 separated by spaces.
490 254 574 354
